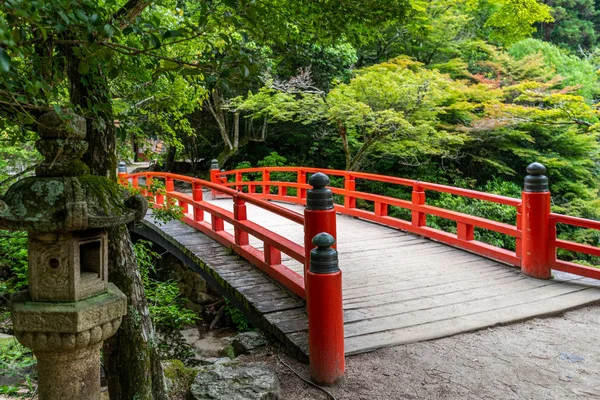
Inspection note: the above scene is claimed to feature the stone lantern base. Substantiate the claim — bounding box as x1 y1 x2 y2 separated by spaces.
11 284 126 399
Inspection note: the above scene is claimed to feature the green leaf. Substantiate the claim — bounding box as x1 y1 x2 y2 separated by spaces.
58 11 70 24
108 67 120 79
162 29 183 40
0 49 11 73
162 60 180 70
181 68 204 76
149 34 161 48
103 24 114 38
91 14 101 25
78 61 90 75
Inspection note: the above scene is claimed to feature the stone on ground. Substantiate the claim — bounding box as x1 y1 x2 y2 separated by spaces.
190 362 280 400
232 331 268 356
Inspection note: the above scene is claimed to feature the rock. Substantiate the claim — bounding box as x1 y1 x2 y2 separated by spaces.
214 357 232 365
219 345 236 359
163 360 197 399
190 362 281 400
191 292 217 305
232 331 268 356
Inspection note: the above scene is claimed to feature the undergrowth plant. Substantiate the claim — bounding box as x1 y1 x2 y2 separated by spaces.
133 240 199 331
224 299 252 332
0 337 36 396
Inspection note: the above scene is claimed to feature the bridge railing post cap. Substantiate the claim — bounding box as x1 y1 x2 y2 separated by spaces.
118 161 127 173
306 172 333 210
210 159 220 170
526 162 546 176
308 172 330 188
524 162 549 192
310 232 339 274
312 232 336 248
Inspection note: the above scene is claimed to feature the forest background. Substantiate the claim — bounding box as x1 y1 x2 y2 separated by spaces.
1 0 600 396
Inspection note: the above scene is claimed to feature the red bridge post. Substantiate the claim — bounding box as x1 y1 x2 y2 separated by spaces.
344 173 356 209
306 232 345 385
233 194 249 246
166 175 176 209
521 162 552 279
411 183 426 227
209 159 220 198
192 181 204 222
304 173 337 274
117 162 127 186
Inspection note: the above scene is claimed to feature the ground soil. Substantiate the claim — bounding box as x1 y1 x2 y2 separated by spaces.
240 304 600 400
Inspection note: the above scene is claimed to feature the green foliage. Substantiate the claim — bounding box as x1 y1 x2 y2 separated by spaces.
134 240 199 331
509 39 600 98
485 0 553 45
224 299 251 332
257 151 288 167
0 232 28 321
427 179 521 249
0 337 36 396
124 179 184 225
535 0 600 51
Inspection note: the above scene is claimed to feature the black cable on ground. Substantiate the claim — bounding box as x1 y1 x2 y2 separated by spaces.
277 344 338 400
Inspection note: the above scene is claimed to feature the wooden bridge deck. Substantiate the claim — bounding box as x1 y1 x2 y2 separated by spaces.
138 199 600 359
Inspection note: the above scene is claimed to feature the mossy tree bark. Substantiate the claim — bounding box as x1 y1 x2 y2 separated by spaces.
64 46 167 400
103 225 167 400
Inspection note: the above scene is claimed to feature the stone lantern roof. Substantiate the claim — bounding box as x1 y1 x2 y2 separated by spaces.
0 111 146 232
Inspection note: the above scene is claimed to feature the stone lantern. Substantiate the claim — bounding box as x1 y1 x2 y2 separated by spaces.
0 111 147 399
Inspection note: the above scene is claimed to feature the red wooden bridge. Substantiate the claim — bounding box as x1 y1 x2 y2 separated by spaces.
119 163 600 368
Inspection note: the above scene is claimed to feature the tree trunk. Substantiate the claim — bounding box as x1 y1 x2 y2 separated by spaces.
165 145 177 172
66 60 117 179
103 225 167 400
65 44 167 400
337 121 352 170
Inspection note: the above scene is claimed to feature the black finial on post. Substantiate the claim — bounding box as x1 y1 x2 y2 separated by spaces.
210 159 220 170
118 161 127 174
524 162 549 192
310 233 339 274
307 172 333 210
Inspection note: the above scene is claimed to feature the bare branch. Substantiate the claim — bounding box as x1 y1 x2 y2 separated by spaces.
114 0 152 30
271 67 325 96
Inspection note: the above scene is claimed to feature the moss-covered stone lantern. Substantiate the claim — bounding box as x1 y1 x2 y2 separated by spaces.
0 111 147 399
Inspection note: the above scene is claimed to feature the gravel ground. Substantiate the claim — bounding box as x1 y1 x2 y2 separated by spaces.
242 304 600 400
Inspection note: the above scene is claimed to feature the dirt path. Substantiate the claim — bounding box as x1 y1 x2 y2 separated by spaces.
243 304 600 399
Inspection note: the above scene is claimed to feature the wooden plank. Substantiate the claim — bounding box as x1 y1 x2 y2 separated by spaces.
343 274 559 323
342 259 508 292
342 266 514 301
339 250 487 276
344 284 595 338
344 271 526 308
344 289 600 355
254 297 304 313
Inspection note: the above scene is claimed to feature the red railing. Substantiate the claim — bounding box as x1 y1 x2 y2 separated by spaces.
550 214 600 280
213 166 600 280
121 172 306 298
213 167 522 267
120 165 600 291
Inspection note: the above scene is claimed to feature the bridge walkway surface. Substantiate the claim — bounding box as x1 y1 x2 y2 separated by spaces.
136 199 600 359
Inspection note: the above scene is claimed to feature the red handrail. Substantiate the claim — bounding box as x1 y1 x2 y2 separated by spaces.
120 166 600 289
550 213 600 280
216 166 600 279
217 166 523 267
121 172 306 298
